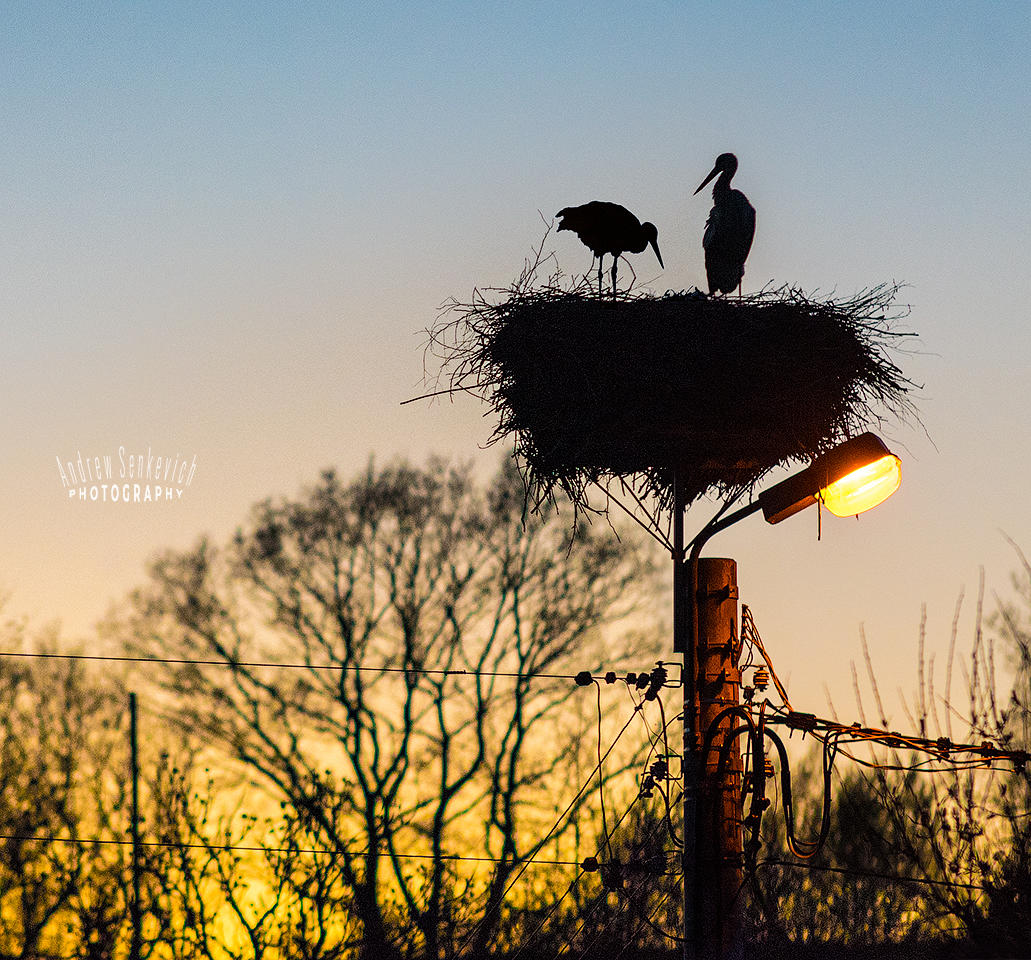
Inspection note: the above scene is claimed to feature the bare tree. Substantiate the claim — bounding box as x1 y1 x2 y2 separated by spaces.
113 458 658 959
138 757 361 960
0 618 133 959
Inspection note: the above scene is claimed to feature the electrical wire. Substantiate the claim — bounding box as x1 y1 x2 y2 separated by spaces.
757 858 989 893
741 604 792 710
610 877 682 960
0 648 632 684
765 710 1030 772
514 792 646 960
458 703 643 956
525 690 680 960
559 706 685 956
595 682 613 864
0 832 583 865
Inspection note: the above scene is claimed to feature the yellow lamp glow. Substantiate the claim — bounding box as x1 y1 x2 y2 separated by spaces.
819 453 901 517
758 433 902 524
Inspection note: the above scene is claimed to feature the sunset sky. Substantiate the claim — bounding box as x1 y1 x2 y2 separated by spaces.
3 1 1030 719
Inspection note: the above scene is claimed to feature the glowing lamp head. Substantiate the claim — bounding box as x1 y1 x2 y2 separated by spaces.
819 452 901 517
758 433 901 525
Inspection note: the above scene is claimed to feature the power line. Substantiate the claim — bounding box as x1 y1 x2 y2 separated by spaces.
0 648 664 687
0 832 582 866
513 686 684 960
561 822 681 959
736 606 1027 773
768 710 1031 771
741 603 792 710
510 793 645 960
757 858 989 893
460 701 647 956
612 880 680 959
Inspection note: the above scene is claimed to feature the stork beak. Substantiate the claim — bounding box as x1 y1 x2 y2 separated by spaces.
694 165 719 195
651 239 664 269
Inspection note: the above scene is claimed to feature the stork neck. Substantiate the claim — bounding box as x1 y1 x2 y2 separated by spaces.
713 169 734 196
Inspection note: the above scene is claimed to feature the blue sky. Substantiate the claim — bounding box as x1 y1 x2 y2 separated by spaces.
2 1 1030 717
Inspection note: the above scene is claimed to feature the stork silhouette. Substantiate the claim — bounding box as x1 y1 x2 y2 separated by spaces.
694 153 756 296
556 201 663 296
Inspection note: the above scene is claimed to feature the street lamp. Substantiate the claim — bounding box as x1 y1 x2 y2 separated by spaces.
674 432 902 651
675 432 901 960
758 433 902 525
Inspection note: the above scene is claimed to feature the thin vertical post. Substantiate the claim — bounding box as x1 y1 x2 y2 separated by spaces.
672 476 697 960
130 691 141 960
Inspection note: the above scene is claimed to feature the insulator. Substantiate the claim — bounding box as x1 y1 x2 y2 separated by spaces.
626 672 638 686
645 664 668 701
581 856 599 872
753 667 770 691
604 671 617 684
574 671 593 687
763 756 774 778
787 711 817 731
742 685 755 702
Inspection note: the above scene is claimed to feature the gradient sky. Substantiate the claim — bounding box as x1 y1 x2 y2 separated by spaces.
3 1 1030 720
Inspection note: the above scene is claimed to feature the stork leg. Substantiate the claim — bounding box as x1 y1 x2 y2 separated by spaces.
597 257 604 297
611 257 618 298
625 257 638 290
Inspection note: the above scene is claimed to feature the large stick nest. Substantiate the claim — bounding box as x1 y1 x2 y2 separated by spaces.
426 265 918 517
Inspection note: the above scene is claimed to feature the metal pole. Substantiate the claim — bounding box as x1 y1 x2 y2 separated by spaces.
130 691 141 960
673 476 697 960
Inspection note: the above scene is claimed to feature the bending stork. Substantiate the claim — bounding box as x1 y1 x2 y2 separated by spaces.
556 201 664 296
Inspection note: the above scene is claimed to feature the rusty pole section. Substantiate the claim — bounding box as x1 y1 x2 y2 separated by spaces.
694 558 743 960
677 499 759 959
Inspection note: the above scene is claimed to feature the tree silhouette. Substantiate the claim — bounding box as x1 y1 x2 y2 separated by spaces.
0 619 133 957
114 458 657 959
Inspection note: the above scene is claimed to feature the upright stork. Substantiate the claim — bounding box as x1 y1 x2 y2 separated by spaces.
694 153 756 296
556 201 664 296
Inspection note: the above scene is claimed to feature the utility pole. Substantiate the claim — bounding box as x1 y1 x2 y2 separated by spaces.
694 558 743 960
130 691 142 960
673 486 745 960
